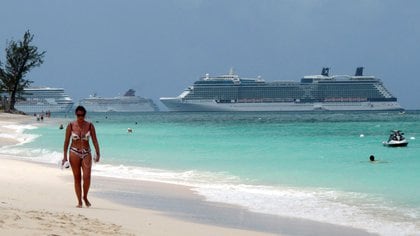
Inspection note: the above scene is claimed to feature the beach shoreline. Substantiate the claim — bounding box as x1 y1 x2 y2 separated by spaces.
0 113 376 235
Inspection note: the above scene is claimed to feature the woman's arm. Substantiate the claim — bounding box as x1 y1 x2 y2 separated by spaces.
63 123 72 165
90 123 100 162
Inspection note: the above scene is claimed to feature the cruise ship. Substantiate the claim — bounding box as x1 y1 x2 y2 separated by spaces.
15 87 74 113
78 89 159 112
160 68 403 112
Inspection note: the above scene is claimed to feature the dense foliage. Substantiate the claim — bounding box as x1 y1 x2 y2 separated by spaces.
0 31 46 112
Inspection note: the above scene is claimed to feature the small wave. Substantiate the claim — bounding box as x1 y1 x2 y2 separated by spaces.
90 162 420 235
0 147 62 165
3 124 38 132
1 124 39 146
92 164 240 186
193 184 420 236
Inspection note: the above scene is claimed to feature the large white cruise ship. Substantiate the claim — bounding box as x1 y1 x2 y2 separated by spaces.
15 87 74 113
78 89 159 112
160 68 403 112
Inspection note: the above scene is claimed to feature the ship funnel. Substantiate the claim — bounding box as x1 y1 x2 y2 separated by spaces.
355 67 364 76
124 89 136 96
321 67 330 76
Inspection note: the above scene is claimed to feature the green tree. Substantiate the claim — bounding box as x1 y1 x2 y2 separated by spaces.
0 30 46 112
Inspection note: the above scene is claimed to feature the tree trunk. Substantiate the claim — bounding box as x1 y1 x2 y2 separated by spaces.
9 91 16 112
8 80 19 112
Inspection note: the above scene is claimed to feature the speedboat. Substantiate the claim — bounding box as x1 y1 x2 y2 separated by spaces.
383 130 408 147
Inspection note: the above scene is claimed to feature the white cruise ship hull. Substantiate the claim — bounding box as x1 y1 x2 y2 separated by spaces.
160 98 403 112
79 102 158 112
160 68 404 112
78 89 159 112
15 103 74 113
14 87 74 114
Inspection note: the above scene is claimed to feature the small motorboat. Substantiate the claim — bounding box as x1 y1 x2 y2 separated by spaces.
383 130 408 147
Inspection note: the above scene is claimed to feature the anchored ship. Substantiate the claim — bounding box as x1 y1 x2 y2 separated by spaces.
160 68 403 112
15 87 74 113
79 89 159 112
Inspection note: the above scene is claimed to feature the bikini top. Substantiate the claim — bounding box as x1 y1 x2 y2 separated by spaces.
70 122 92 141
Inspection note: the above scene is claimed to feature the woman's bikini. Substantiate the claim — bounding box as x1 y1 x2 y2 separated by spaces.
70 122 92 159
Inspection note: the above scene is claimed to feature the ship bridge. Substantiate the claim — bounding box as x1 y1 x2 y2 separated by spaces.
197 69 264 86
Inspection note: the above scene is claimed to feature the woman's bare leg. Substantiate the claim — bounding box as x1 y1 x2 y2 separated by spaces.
69 154 83 208
82 155 92 207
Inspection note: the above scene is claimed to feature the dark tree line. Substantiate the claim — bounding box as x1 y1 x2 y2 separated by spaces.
0 30 46 112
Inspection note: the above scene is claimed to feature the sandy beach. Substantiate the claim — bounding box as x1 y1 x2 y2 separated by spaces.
0 113 376 236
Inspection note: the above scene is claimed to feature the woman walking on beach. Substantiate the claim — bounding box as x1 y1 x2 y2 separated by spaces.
63 106 100 208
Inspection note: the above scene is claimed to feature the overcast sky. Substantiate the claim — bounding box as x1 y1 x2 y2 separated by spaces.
1 0 419 109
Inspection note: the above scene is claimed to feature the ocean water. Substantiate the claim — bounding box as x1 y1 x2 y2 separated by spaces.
2 111 420 235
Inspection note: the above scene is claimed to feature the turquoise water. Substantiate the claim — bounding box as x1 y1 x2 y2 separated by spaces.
3 111 420 235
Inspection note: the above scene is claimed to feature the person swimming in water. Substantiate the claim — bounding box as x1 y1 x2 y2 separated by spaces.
63 106 100 208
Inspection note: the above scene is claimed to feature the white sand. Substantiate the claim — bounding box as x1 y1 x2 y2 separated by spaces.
0 158 276 236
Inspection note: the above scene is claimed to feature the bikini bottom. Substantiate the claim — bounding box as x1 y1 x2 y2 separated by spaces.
70 147 91 159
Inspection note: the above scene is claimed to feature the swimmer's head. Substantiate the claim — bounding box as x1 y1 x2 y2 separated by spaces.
369 155 375 162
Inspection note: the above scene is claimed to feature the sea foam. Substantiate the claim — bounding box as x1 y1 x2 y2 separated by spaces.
193 183 420 236
89 161 420 236
0 124 39 146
